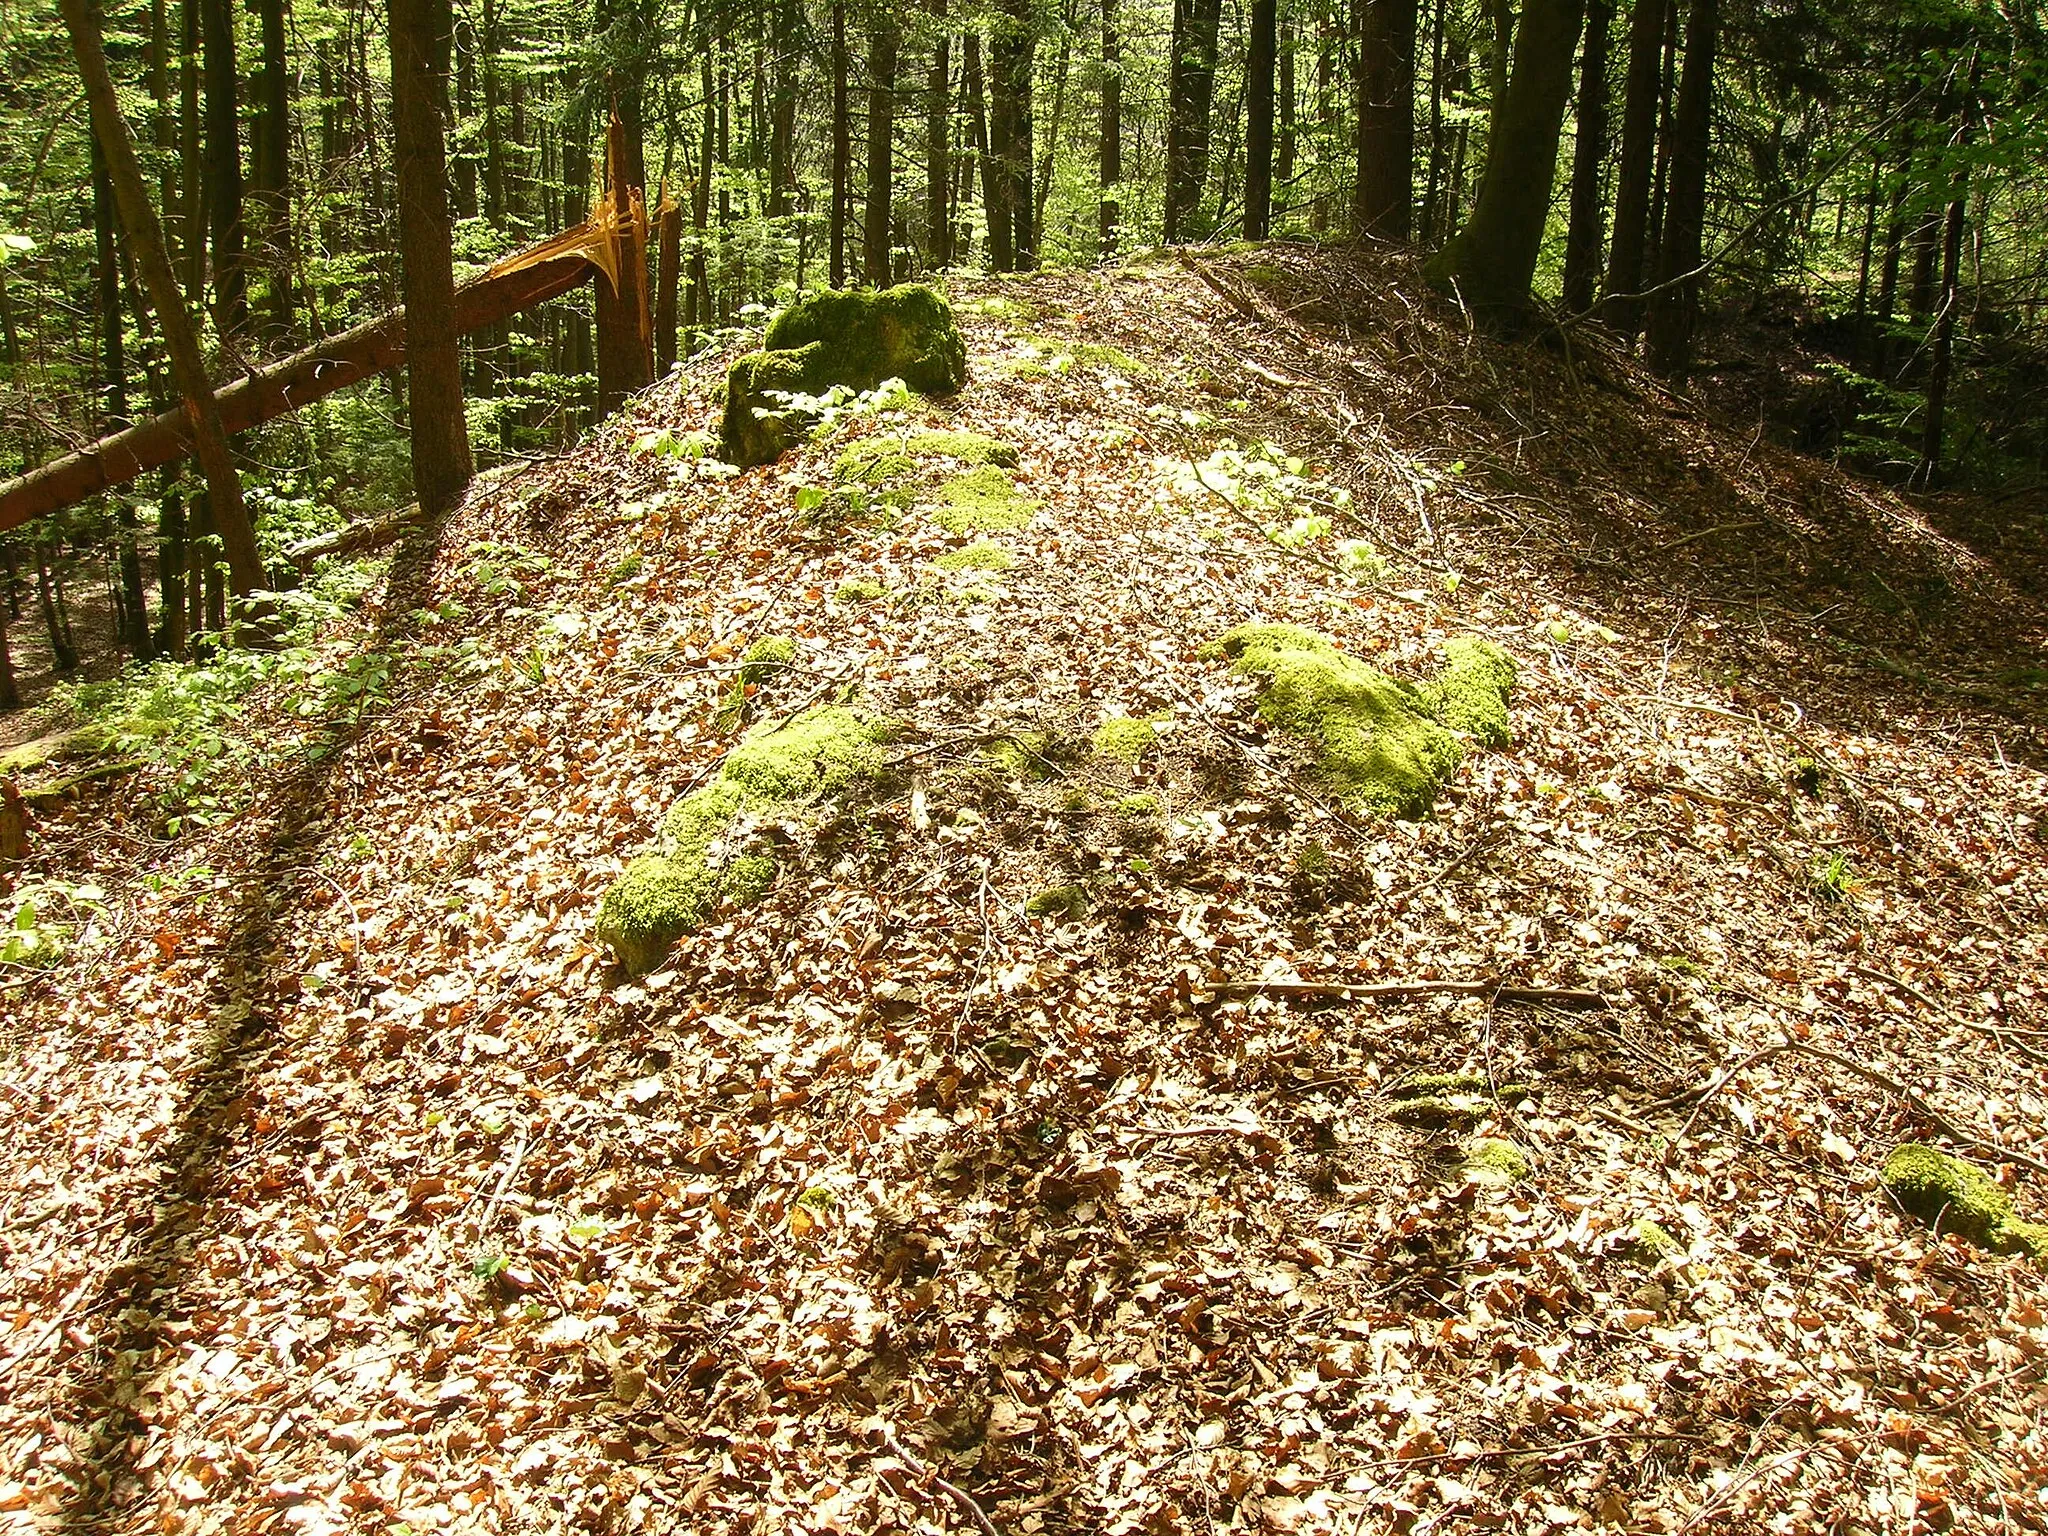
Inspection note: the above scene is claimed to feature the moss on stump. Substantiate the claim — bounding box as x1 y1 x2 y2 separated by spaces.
719 286 968 467
1881 1143 2048 1262
595 706 891 973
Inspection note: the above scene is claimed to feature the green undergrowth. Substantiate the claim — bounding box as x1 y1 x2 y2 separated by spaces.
1881 1144 2048 1263
595 706 893 973
1206 624 1517 817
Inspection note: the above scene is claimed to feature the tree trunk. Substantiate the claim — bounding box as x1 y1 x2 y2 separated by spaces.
690 58 713 324
1244 0 1276 239
96 146 154 660
200 0 245 337
158 483 187 659
249 0 293 333
1600 0 1665 334
769 0 797 218
1425 0 1585 323
1912 57 1978 491
592 109 653 410
1032 7 1071 245
1643 0 1716 376
0 610 18 710
1560 0 1611 313
655 194 681 374
1099 0 1121 255
62 0 263 605
1354 0 1417 239
864 19 899 285
927 0 952 268
389 0 474 515
36 548 78 673
831 0 850 286
993 0 1036 265
965 34 1009 270
1163 0 1223 242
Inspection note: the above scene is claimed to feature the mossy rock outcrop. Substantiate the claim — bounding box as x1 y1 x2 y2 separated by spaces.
594 705 892 973
1205 624 1515 817
719 285 968 467
1881 1143 2048 1262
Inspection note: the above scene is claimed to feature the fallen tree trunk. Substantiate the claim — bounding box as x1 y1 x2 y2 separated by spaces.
282 464 521 569
0 252 592 537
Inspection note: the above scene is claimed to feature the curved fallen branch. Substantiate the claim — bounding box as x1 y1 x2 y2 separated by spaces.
1216 977 1611 1010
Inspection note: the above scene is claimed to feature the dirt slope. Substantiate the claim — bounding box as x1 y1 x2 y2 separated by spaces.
4 247 2048 1535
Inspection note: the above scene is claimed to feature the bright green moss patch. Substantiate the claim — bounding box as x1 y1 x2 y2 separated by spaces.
738 635 797 684
1388 1072 1528 1130
1091 715 1160 762
1117 792 1161 818
1208 624 1516 816
1881 1144 2048 1261
597 707 891 972
1627 1219 1685 1266
1069 341 1153 377
1419 637 1517 747
1461 1137 1532 1185
987 731 1055 780
834 431 1020 494
1207 624 1463 817
932 466 1037 535
594 856 720 975
836 576 887 603
1025 885 1089 919
932 541 1015 573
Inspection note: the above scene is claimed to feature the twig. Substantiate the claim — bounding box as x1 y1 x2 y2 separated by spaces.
1673 1040 2048 1177
1848 964 2048 1067
875 1426 1002 1536
1132 1120 1271 1141
1651 520 1764 555
1217 977 1611 1010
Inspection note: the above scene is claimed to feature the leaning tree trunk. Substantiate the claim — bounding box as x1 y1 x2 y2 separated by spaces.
1425 0 1586 323
61 0 263 603
1560 0 1612 312
1643 0 1717 376
1244 0 1276 239
1600 0 1665 334
389 0 473 515
1355 0 1417 240
864 18 899 284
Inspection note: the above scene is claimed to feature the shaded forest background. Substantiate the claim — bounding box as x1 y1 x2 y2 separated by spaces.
2 0 2047 698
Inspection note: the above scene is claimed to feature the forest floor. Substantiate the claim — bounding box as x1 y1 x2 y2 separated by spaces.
3 245 2048 1536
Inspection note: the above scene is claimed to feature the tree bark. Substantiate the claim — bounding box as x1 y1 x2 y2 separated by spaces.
965 34 1009 271
831 0 850 286
157 484 187 659
1354 0 1417 239
200 0 245 337
655 193 681 374
992 0 1036 265
927 0 952 268
1912 55 1978 491
864 18 900 284
1244 0 1276 239
62 0 264 603
249 0 293 332
95 146 154 660
1163 0 1223 242
1600 0 1665 334
1643 0 1717 376
1560 0 1611 313
389 0 474 514
1425 0 1585 323
1099 0 1121 255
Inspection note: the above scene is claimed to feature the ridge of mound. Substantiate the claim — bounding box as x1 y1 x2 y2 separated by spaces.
3 251 2046 1536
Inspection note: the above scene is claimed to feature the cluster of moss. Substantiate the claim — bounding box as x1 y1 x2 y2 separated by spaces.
1461 1137 1532 1185
718 285 967 467
986 731 1056 780
1387 1071 1530 1130
737 635 797 684
595 706 892 973
1025 885 1089 919
1881 1144 2048 1262
933 466 1037 535
931 541 1016 573
835 430 1019 488
1205 624 1516 817
1090 715 1162 763
835 576 888 604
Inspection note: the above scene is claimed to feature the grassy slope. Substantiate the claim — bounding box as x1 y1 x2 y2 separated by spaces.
3 248 2047 1534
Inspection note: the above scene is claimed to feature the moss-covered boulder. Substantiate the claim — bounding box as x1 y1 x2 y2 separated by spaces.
719 286 968 467
1207 624 1515 817
1881 1143 2048 1262
594 705 892 973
